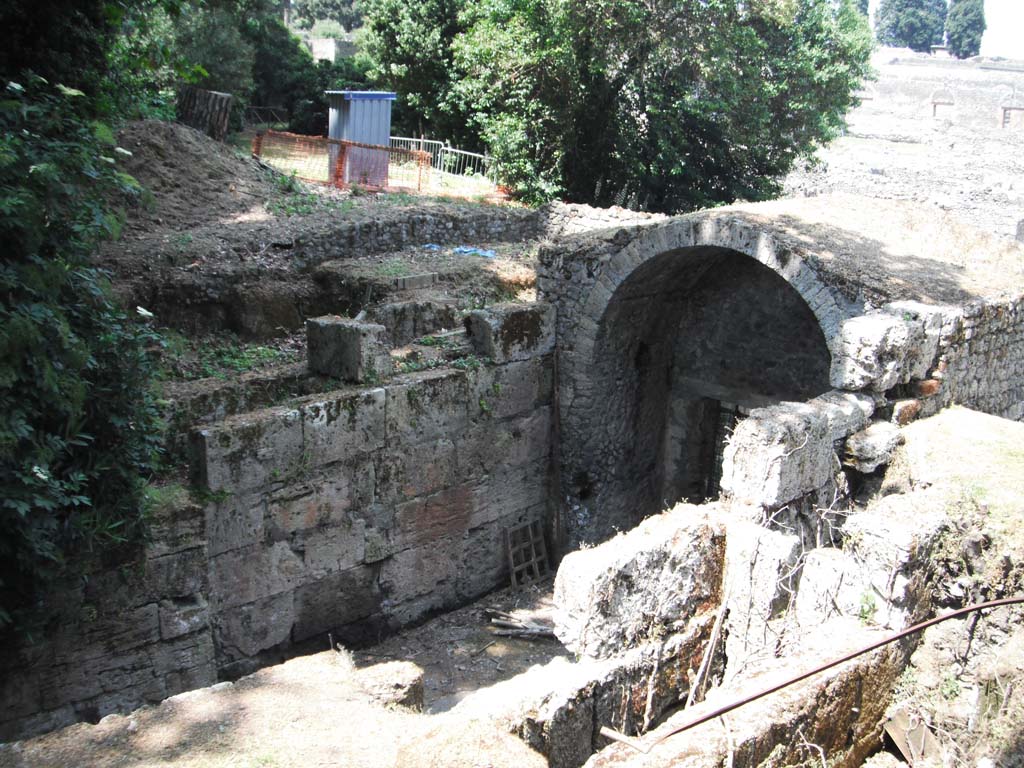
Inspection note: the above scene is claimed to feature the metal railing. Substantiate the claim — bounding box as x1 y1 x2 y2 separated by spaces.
244 105 289 129
391 136 498 187
390 136 446 166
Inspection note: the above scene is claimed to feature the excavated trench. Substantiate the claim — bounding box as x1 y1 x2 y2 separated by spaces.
3 195 1024 768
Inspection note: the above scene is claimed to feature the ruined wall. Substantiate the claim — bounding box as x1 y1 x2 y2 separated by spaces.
541 204 1024 547
0 504 215 741
0 354 554 741
860 57 1024 131
925 298 1024 421
128 201 660 340
538 215 846 546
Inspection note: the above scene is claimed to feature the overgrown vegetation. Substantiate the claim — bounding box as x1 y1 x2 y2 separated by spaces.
875 0 947 53
363 0 873 211
0 75 163 632
159 331 300 381
945 0 986 59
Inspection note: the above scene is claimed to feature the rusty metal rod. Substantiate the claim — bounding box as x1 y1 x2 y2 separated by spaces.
603 596 1024 754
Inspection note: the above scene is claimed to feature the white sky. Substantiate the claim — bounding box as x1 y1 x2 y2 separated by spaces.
980 0 1024 59
867 0 1024 60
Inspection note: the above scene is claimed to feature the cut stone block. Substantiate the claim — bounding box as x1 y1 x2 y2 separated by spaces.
553 504 725 659
465 302 554 363
306 316 391 383
721 401 835 508
721 517 802 672
844 421 903 473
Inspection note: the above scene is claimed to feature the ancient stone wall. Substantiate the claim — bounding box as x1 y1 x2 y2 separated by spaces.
925 298 1024 421
860 57 1024 132
537 214 849 546
0 354 554 741
0 503 215 741
540 203 1024 546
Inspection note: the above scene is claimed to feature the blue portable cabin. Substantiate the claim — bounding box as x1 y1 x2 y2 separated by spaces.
325 91 397 187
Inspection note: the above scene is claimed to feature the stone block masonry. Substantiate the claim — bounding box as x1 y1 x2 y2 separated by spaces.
0 352 555 741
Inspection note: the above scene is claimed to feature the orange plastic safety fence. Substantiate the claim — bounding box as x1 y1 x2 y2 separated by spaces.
252 130 431 191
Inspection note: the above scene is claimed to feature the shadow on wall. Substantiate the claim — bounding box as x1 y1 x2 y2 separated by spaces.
574 245 833 544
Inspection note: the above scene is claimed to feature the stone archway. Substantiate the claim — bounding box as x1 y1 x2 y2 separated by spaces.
538 212 854 546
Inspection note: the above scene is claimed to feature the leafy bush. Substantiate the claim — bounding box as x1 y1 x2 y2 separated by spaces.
0 78 163 632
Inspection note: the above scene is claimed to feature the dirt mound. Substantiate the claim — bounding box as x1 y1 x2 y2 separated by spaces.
115 120 276 236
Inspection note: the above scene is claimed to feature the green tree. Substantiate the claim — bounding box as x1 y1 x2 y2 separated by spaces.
876 0 947 52
174 4 257 97
0 0 172 634
292 0 363 30
447 0 872 210
360 0 473 144
857 0 869 14
946 0 985 59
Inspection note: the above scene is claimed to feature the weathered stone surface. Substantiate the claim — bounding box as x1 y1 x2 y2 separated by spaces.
206 492 264 557
193 407 303 494
465 303 554 364
291 566 382 644
830 313 915 391
306 316 391 383
158 596 210 641
266 461 374 536
468 356 551 420
721 514 803 672
810 390 876 441
385 369 470 445
214 591 295 662
300 388 386 466
208 541 305 610
843 421 903 473
458 616 713 768
370 299 459 346
586 620 909 768
721 401 835 509
794 497 947 630
375 438 458 504
393 484 474 550
356 660 425 709
554 506 725 659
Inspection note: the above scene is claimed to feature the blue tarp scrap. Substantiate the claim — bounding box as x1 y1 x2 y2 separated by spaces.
421 243 442 251
452 246 497 259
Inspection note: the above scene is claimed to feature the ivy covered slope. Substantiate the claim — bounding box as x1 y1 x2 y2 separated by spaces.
0 79 163 632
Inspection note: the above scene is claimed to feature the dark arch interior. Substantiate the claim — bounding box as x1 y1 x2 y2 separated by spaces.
576 246 831 541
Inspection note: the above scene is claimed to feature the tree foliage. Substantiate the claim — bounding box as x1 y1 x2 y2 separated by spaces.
360 0 474 144
292 0 363 31
875 0 947 53
0 78 163 632
395 0 872 210
946 0 985 59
